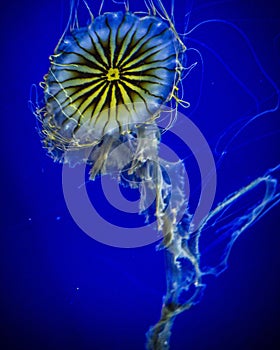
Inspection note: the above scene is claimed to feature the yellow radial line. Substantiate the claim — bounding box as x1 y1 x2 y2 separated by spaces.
120 41 170 70
119 80 156 115
56 77 106 107
115 21 138 67
69 82 109 123
111 84 121 131
72 31 110 69
70 43 108 70
109 20 117 68
55 45 107 71
117 83 138 115
122 74 167 86
53 75 106 89
52 62 105 75
103 83 120 132
122 59 173 74
92 84 111 125
88 29 110 67
118 23 162 68
56 71 105 99
121 78 163 101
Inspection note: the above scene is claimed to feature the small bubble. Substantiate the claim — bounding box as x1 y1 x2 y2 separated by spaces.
56 216 61 221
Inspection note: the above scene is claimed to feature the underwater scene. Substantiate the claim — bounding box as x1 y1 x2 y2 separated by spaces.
1 0 280 349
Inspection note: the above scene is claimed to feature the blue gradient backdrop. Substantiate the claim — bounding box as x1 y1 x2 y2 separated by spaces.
1 1 280 349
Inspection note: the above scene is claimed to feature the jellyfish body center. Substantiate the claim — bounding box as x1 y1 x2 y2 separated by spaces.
107 68 120 81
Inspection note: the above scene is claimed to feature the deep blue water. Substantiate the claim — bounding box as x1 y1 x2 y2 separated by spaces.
1 1 280 349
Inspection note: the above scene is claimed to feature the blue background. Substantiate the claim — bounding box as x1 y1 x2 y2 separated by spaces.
1 1 280 349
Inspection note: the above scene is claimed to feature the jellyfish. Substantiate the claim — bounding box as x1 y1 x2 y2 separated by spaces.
37 0 185 177
33 0 280 349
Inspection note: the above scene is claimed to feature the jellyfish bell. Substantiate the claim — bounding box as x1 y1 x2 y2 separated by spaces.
37 3 186 174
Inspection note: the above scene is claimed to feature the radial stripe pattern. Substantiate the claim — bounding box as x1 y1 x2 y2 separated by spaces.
44 11 178 144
